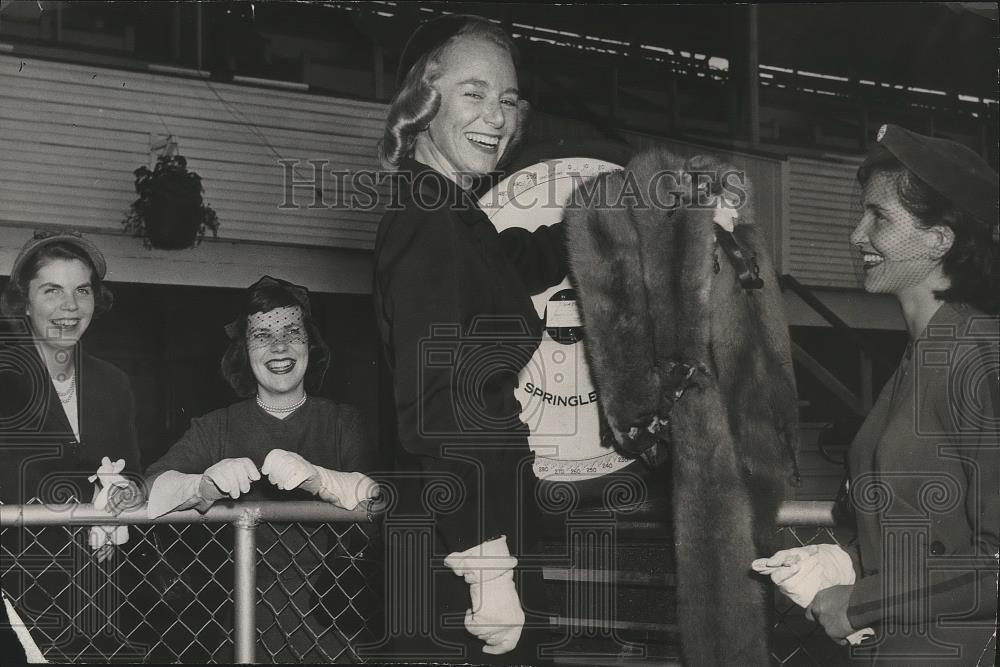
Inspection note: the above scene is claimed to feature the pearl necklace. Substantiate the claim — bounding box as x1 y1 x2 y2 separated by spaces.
256 393 307 414
55 375 76 404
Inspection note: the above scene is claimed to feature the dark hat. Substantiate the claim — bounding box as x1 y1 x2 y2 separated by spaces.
10 229 107 281
396 13 499 88
862 124 999 226
224 275 312 339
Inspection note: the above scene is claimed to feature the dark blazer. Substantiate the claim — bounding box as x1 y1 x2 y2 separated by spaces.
845 302 998 665
373 157 567 555
1 333 140 658
0 339 141 506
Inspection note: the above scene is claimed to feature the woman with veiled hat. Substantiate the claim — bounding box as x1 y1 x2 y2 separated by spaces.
763 125 998 665
372 13 565 664
1 230 144 663
144 275 379 663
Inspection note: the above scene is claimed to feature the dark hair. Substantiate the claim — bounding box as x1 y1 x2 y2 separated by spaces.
378 17 530 171
220 283 331 398
0 241 114 318
858 147 1000 314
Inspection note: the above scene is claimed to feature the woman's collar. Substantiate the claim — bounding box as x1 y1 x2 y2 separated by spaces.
395 156 490 226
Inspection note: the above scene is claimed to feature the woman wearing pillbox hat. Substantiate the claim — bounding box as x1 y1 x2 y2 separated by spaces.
143 275 379 663
372 13 565 665
803 126 999 665
1 230 144 661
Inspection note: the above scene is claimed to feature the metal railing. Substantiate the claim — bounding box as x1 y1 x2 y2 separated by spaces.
771 501 851 667
2 499 842 665
1 501 381 664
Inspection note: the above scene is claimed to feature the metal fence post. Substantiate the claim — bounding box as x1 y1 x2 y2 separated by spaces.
234 508 261 664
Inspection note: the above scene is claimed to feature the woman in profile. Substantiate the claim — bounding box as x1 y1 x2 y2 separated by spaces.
805 124 998 665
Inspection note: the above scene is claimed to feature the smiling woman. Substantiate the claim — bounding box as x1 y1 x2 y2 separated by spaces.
0 229 145 662
378 14 529 176
218 279 327 410
798 125 1000 665
372 14 568 666
143 275 379 663
412 37 521 188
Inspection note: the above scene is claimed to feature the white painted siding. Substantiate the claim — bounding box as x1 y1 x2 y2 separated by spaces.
0 54 388 252
787 156 864 289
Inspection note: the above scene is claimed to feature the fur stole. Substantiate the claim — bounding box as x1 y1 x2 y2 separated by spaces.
564 148 800 666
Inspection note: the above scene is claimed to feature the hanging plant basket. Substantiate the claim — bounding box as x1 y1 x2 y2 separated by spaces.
123 155 220 250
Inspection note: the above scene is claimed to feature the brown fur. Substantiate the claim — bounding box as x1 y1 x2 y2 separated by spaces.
564 170 662 440
565 149 800 666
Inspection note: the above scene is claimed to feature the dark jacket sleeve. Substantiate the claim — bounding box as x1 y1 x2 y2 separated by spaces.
847 343 1000 630
498 221 568 294
384 211 465 456
144 412 223 481
84 357 142 473
381 211 514 554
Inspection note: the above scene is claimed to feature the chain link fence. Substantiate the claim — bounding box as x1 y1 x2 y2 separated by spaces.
1 500 382 664
770 502 852 667
3 499 844 665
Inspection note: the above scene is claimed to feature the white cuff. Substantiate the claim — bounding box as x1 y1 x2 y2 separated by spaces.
147 471 203 519
314 468 379 510
444 536 518 584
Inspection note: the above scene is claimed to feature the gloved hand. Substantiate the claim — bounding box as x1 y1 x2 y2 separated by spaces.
146 458 260 519
752 544 855 605
752 544 874 645
261 449 378 510
88 457 132 563
201 457 261 501
444 535 525 655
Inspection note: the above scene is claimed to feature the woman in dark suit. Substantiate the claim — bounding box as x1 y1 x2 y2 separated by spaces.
0 230 143 662
806 125 998 665
372 14 565 664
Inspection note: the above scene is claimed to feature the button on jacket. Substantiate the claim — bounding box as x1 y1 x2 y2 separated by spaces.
845 302 998 665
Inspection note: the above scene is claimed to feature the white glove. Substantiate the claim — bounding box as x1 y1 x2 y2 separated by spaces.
261 449 378 510
444 535 525 655
753 544 855 605
147 471 204 519
753 544 875 645
88 457 129 556
146 458 260 519
203 457 261 500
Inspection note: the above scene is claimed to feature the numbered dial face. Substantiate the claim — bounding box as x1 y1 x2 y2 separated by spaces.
479 157 632 482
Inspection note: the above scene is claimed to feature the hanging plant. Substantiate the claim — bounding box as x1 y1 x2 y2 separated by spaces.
122 155 220 250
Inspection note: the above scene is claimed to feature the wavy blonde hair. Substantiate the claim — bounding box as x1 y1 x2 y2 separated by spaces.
378 18 530 171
